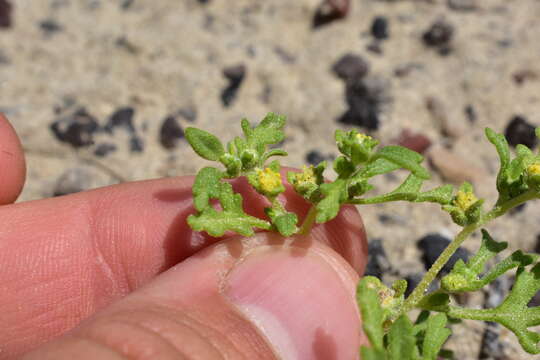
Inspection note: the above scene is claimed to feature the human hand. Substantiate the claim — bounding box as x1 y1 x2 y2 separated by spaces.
0 114 368 359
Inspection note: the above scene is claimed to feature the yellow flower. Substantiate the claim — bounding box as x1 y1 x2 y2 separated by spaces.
296 165 315 184
356 133 373 143
455 190 478 211
257 167 282 193
527 163 540 176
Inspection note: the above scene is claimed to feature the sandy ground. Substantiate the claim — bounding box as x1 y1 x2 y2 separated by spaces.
2 0 540 358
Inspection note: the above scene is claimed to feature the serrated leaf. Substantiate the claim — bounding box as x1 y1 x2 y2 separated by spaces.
192 167 223 211
417 291 450 312
422 313 451 360
388 315 417 360
248 112 286 155
357 277 386 351
356 174 423 204
316 179 348 223
260 149 288 163
188 178 271 237
415 184 454 205
373 146 430 180
185 127 225 161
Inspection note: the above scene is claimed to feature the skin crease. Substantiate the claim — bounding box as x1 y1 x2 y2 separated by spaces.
0 114 369 359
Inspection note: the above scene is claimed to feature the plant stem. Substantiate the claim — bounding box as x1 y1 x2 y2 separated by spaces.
401 188 539 315
298 205 317 235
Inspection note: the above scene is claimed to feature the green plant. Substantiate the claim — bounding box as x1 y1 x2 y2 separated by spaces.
185 113 540 358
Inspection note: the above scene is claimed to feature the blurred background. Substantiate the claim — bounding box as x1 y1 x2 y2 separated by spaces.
1 0 540 358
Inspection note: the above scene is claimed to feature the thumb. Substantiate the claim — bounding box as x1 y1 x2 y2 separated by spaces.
23 232 362 360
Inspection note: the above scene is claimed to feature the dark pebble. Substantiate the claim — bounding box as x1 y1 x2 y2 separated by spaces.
513 69 538 85
504 115 538 148
464 104 477 123
197 0 211 3
479 323 507 360
371 16 389 40
508 202 527 215
447 0 476 12
105 107 135 133
93 142 117 157
338 77 388 130
404 273 423 297
39 19 63 34
120 0 134 9
422 20 454 48
129 136 144 153
159 116 184 150
115 36 139 54
332 53 369 82
306 150 326 165
417 233 470 274
312 0 349 29
535 233 540 254
50 107 99 148
274 46 296 64
366 42 383 55
221 64 246 107
53 168 93 196
177 107 197 122
0 0 12 28
364 239 392 278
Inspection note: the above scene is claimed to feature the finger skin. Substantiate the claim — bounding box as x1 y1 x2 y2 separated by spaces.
22 233 362 360
0 114 26 204
0 175 367 358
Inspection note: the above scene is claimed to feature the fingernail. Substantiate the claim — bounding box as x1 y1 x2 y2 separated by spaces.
226 246 360 360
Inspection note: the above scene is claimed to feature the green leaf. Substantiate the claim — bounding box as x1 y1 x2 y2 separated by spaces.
441 229 537 292
192 167 224 211
357 277 386 350
265 207 298 237
485 127 511 198
260 149 288 164
388 315 417 360
188 178 270 237
185 127 225 161
417 291 450 312
333 156 355 177
287 162 326 203
316 179 348 223
373 146 430 180
415 185 454 205
448 263 540 354
360 347 388 360
358 157 401 178
422 313 451 360
247 113 286 155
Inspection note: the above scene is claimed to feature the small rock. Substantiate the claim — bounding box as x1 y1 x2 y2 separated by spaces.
0 0 12 28
417 233 470 274
332 53 369 82
371 16 389 40
274 46 296 64
366 41 383 55
422 19 454 49
479 323 507 360
504 115 538 148
197 0 211 4
105 107 135 133
426 96 464 138
115 36 139 54
534 233 540 254
393 129 432 154
93 142 117 157
393 63 423 78
427 146 486 184
338 76 390 130
159 116 184 150
39 19 63 34
221 64 246 107
53 168 93 196
306 150 326 165
403 273 423 297
332 54 369 82
513 69 538 85
364 239 392 278
129 135 144 153
177 107 197 122
377 213 407 225
464 104 477 123
120 0 134 9
312 0 349 28
447 0 476 12
508 202 527 215
50 107 99 148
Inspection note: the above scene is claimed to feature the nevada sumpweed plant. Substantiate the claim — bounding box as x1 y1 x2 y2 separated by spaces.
185 113 540 358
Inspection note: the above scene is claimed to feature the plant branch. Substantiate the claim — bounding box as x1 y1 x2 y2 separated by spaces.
298 205 317 235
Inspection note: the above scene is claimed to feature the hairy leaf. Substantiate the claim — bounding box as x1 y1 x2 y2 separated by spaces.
316 179 348 223
388 315 416 360
373 146 430 180
422 313 451 360
185 127 225 161
357 277 386 351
